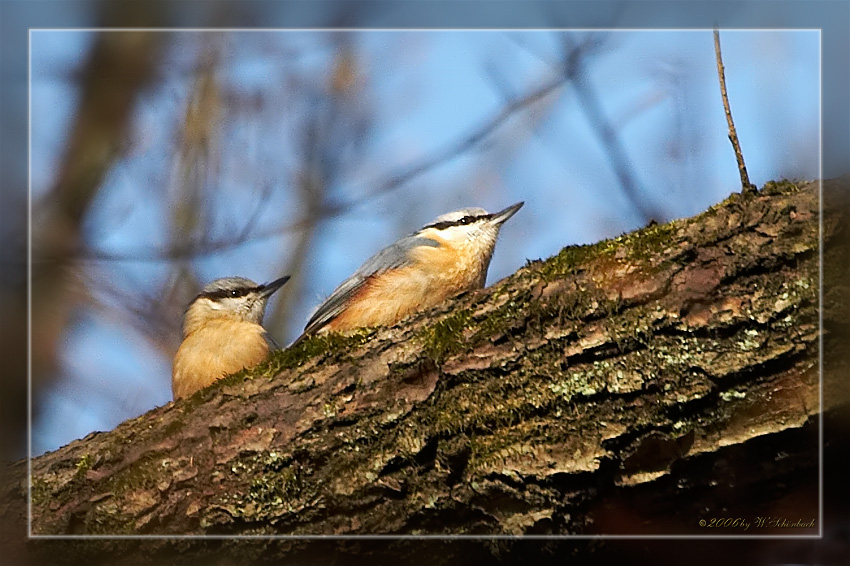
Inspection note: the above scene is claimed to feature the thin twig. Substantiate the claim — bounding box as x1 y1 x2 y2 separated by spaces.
713 28 756 194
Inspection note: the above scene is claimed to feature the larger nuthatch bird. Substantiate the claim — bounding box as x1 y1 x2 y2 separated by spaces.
296 202 523 341
172 276 289 400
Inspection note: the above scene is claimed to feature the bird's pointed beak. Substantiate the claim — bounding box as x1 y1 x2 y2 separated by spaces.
260 276 290 298
490 201 524 225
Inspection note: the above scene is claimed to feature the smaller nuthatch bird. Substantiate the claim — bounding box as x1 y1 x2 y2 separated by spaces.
295 201 523 342
172 276 289 400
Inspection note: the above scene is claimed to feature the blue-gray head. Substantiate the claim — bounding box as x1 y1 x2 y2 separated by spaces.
184 276 289 335
416 201 524 247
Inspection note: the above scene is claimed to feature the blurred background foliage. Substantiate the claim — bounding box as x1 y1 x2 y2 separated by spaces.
25 22 819 455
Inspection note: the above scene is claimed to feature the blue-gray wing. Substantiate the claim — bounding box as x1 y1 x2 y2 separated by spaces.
264 331 281 351
299 235 440 338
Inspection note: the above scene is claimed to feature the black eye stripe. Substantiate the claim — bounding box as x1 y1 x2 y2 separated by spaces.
423 215 486 230
199 286 259 301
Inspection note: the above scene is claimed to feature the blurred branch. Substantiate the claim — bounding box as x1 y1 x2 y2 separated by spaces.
347 68 565 209
263 103 329 343
161 39 226 329
560 35 660 222
713 29 756 194
30 28 162 400
81 270 183 360
266 37 369 341
508 32 661 222
65 61 569 264
170 44 221 248
35 31 161 260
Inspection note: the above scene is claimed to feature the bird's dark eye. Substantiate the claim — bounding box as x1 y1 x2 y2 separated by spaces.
459 216 472 225
229 289 240 297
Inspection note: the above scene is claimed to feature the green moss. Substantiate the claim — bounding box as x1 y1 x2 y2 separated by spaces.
74 453 171 534
761 179 800 195
105 452 167 495
241 467 303 516
179 381 220 410
74 454 93 479
551 287 594 324
467 431 516 473
417 370 557 443
266 330 373 372
472 295 528 343
420 310 472 362
602 301 652 351
207 330 375 393
31 477 51 507
622 220 678 261
538 239 617 280
535 216 680 285
213 451 312 520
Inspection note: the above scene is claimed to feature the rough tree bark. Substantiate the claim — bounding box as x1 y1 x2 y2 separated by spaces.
2 178 848 565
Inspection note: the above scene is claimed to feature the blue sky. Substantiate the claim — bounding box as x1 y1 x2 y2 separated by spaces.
30 29 820 455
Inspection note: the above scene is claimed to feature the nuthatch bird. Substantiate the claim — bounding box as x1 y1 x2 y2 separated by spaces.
172 276 289 400
296 202 523 341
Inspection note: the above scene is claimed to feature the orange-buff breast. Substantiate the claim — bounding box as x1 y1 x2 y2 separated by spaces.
172 319 270 399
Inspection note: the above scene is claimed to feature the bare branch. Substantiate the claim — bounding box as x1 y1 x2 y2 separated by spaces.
20 180 830 542
713 28 756 194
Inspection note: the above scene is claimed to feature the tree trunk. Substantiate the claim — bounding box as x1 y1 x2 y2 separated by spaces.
3 178 847 565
